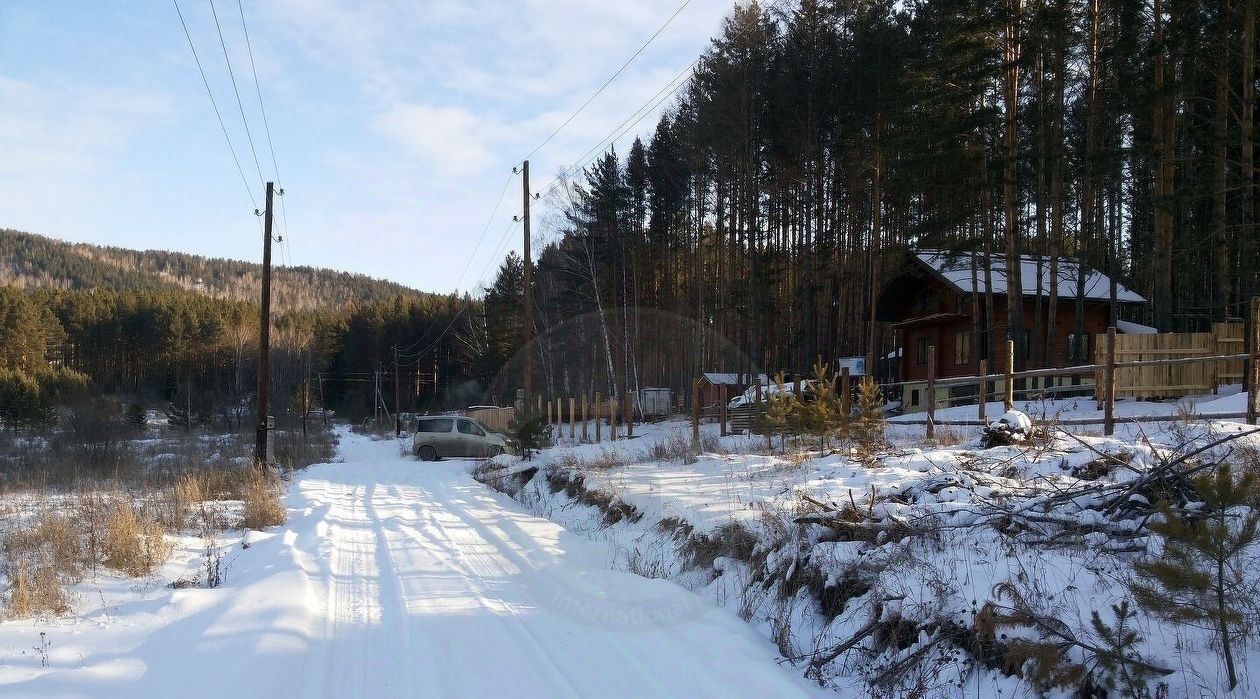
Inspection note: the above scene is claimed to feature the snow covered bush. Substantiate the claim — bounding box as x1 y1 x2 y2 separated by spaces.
980 409 1034 448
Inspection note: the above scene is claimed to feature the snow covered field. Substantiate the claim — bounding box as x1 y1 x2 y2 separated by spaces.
0 429 820 698
5 392 1260 698
477 397 1260 697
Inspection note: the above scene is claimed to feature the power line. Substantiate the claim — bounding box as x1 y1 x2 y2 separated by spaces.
537 61 696 201
235 0 280 184
398 218 518 362
172 0 257 210
523 0 694 162
394 171 517 356
235 0 291 248
534 0 788 202
207 0 266 188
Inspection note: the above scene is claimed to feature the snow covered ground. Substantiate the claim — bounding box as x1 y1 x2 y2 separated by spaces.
0 429 821 698
477 400 1260 697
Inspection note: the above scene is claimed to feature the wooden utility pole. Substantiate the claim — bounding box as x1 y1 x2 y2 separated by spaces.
319 373 328 426
521 160 533 411
394 345 402 436
254 181 274 465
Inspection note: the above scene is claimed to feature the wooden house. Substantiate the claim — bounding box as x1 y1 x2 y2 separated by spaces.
875 250 1146 412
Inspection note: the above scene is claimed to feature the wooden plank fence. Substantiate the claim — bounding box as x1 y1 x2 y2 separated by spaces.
1094 323 1242 399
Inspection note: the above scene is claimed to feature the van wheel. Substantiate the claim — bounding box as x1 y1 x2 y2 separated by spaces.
488 446 504 457
417 445 437 462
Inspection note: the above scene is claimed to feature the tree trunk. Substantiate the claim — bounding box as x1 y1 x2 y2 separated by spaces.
1003 0 1025 370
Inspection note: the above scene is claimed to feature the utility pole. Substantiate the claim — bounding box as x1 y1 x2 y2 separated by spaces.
254 181 274 465
318 372 328 426
521 160 533 412
394 345 401 436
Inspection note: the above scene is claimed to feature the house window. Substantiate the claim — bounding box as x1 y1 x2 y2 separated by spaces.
955 331 971 366
1067 333 1090 363
916 337 929 365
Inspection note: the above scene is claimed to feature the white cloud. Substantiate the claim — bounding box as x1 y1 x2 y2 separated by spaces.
0 77 173 174
374 103 501 178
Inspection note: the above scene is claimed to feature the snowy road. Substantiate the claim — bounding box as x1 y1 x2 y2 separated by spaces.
1 432 820 698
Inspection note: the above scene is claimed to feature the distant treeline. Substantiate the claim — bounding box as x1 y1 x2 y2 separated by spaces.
0 228 425 311
0 284 496 428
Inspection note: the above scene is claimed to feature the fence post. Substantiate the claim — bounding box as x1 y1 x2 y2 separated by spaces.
1244 298 1254 423
1004 339 1015 411
719 385 728 436
625 395 634 438
1104 326 1117 436
546 398 552 427
595 392 602 443
581 395 589 442
840 367 851 418
926 345 936 440
692 379 701 445
611 397 618 441
978 358 988 423
570 397 576 440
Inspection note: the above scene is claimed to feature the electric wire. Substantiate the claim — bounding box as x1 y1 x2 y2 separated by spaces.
393 171 517 357
533 0 788 202
397 217 517 362
207 0 266 188
172 0 257 210
235 0 291 248
523 0 694 162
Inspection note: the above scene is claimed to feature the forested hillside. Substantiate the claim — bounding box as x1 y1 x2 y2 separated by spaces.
0 229 494 425
498 0 1258 402
0 229 423 311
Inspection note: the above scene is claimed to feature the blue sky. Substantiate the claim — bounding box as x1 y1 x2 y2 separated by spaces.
0 1 736 293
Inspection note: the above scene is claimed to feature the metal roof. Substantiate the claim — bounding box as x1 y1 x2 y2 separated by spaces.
915 250 1145 303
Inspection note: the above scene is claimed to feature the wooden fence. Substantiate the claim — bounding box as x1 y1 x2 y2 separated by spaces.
1093 323 1242 399
463 406 516 433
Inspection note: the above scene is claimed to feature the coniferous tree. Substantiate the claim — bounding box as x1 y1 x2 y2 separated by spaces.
1130 465 1260 691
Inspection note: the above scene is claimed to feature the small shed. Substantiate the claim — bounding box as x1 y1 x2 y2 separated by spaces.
697 372 767 410
635 387 673 419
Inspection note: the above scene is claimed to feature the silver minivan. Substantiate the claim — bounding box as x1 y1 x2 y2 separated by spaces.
413 416 510 460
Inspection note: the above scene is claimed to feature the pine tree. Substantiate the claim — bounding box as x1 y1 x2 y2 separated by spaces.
801 361 843 450
508 406 552 461
1130 464 1260 691
166 388 207 432
125 401 147 432
851 377 886 450
1089 599 1154 697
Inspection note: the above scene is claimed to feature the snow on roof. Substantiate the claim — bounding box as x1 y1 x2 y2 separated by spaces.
915 250 1145 303
1116 319 1158 334
702 372 767 386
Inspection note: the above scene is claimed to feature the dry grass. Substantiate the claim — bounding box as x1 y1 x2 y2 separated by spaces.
2 509 88 618
3 557 72 618
239 466 286 530
103 502 172 578
0 424 331 618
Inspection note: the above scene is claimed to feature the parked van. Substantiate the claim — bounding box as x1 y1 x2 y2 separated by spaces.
413 416 511 460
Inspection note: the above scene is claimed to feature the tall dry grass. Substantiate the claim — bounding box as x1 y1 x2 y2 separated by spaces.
240 466 286 530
